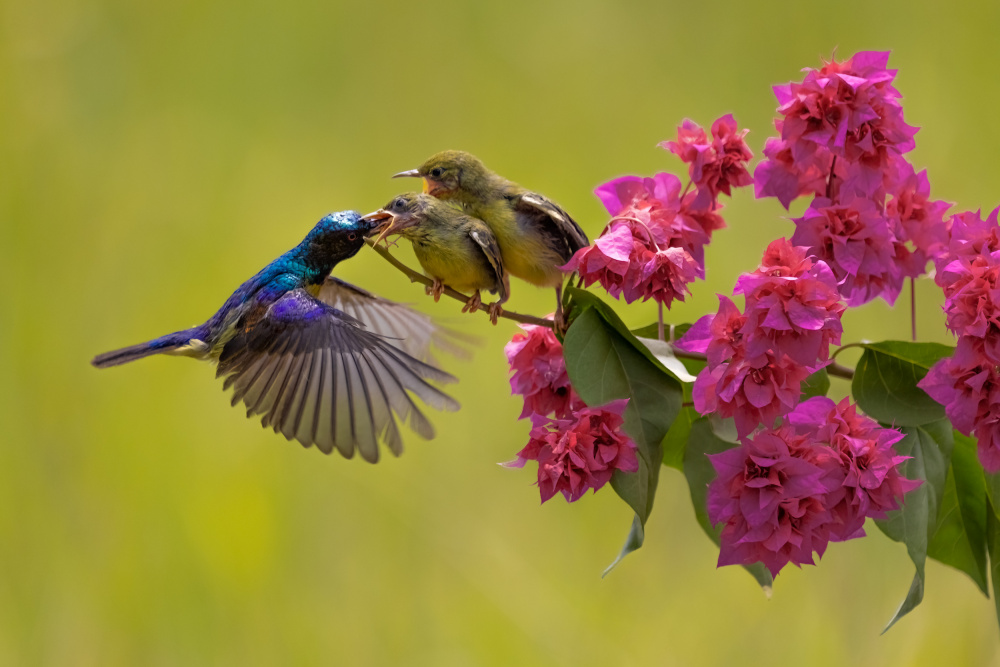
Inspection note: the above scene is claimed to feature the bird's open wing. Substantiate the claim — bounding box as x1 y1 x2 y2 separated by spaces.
468 228 509 302
316 276 472 363
512 192 590 260
216 289 459 463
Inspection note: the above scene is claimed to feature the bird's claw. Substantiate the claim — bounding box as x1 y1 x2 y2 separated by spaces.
487 302 503 325
553 306 567 335
462 291 483 314
426 279 445 302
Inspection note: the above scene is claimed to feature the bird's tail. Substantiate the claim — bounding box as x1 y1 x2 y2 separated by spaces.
91 329 203 368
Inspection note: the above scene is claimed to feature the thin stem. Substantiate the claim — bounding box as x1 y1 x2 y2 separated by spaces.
910 277 917 341
366 240 555 329
658 302 665 342
825 156 838 200
681 180 693 199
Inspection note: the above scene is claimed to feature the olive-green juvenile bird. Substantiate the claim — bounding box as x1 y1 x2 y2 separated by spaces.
392 150 588 327
364 192 509 324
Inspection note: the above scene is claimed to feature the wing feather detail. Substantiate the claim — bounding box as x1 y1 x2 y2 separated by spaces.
217 288 459 462
317 276 473 364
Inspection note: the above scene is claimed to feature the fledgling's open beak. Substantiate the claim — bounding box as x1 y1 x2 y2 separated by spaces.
360 209 395 245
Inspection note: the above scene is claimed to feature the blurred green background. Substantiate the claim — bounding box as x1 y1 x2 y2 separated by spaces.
4 0 1000 664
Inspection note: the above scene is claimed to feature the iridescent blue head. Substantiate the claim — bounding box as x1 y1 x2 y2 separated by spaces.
302 210 380 262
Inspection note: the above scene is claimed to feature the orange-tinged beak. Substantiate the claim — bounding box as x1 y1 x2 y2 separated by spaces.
360 209 395 245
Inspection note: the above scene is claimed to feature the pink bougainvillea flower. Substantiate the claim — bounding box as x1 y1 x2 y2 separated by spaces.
791 196 904 306
568 173 715 306
936 251 1000 357
661 115 753 206
756 51 918 206
661 119 711 176
505 322 576 420
734 239 845 367
885 159 951 276
754 137 831 209
508 400 638 503
919 336 1000 471
940 207 1000 260
693 350 811 437
787 397 918 540
707 425 841 577
931 207 1000 360
594 172 684 218
565 218 700 307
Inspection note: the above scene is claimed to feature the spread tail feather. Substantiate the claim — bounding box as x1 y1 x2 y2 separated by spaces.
91 329 202 368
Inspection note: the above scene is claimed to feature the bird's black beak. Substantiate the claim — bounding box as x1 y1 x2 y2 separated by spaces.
392 169 420 179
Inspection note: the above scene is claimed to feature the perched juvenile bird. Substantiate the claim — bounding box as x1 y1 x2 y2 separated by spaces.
92 210 460 463
393 150 588 326
363 192 509 324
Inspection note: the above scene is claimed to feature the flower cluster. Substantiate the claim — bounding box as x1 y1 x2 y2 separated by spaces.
683 239 844 437
916 207 1000 472
755 51 950 305
504 324 638 502
661 114 753 208
507 400 638 503
708 397 916 577
566 115 751 307
919 335 1000 473
505 322 578 420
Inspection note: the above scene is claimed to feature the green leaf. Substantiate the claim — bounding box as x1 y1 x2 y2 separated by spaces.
683 418 773 591
800 368 830 400
987 499 1000 633
635 336 698 383
563 306 682 572
925 431 988 593
851 341 953 426
875 420 953 632
564 287 690 385
662 406 697 470
631 321 693 342
984 470 1000 520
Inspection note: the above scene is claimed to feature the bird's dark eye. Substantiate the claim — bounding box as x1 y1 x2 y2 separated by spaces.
430 167 443 178
393 198 405 209
348 232 358 241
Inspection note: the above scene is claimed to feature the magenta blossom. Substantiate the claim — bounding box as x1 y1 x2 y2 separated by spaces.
755 51 918 207
885 160 951 276
734 239 845 367
693 350 811 437
788 397 917 540
791 196 904 306
754 136 832 209
567 173 714 306
932 208 1000 360
505 322 576 420
508 400 638 503
676 294 746 367
919 336 1000 471
707 425 841 577
661 114 753 206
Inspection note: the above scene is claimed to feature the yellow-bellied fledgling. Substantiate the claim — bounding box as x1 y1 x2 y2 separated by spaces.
364 192 509 324
393 150 588 327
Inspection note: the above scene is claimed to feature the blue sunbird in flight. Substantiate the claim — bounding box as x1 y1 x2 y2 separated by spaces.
363 192 509 324
92 210 460 463
393 150 589 327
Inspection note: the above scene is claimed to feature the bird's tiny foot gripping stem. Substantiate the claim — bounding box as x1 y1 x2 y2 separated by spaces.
487 301 503 325
426 278 445 302
462 290 483 314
